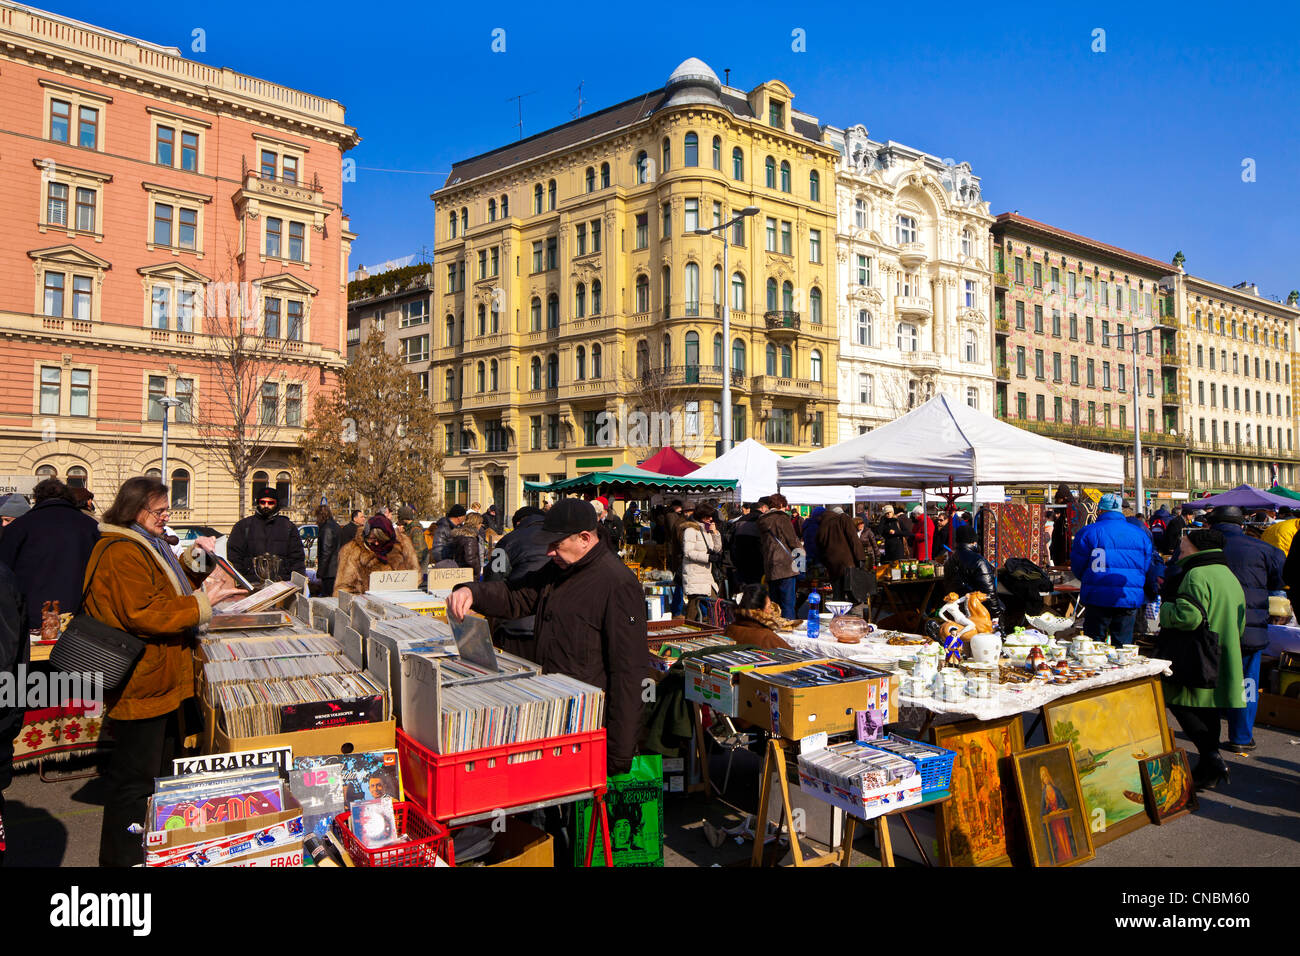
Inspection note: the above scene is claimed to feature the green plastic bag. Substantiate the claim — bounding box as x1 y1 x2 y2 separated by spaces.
574 754 664 867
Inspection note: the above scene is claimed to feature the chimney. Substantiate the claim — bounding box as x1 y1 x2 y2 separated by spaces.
1232 280 1259 297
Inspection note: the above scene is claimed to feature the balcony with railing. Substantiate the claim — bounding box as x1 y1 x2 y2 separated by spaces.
996 364 1011 381
995 318 1011 334
764 311 800 338
898 242 927 266
750 375 822 399
895 296 932 319
994 271 1011 289
641 365 747 390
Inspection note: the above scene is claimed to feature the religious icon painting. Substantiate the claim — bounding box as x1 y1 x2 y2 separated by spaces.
1012 742 1095 867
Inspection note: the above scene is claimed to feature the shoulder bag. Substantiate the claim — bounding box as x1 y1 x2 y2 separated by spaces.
49 539 150 691
1153 592 1220 690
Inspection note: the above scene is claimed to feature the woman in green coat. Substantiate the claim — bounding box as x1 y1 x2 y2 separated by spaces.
1158 528 1245 790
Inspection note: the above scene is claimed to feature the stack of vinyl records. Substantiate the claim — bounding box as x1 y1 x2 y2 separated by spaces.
202 635 345 662
437 674 605 755
215 672 386 738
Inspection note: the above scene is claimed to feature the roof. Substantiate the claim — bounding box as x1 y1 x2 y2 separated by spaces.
638 447 700 476
992 212 1177 276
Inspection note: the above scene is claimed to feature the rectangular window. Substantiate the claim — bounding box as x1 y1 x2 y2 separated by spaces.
765 218 776 252
77 106 98 149
764 408 793 445
684 198 699 233
1068 273 1077 298
662 203 671 238
1086 316 1095 344
75 187 95 232
1034 349 1044 379
401 334 429 363
1050 267 1060 294
532 241 544 272
1054 396 1063 422
50 99 70 142
151 285 170 329
1014 258 1024 283
181 131 199 171
546 237 558 270
285 384 302 427
1036 395 1045 421
40 367 60 415
154 203 173 246
260 381 278 425
261 150 277 179
1103 361 1111 389
47 182 68 225
713 201 722 228
1033 262 1043 289
1087 358 1095 387
1033 305 1043 334
156 125 174 165
287 300 303 341
781 221 792 255
1069 314 1077 340
635 214 648 250
281 155 298 184
1016 346 1026 377
67 368 90 417
266 217 282 258
177 290 194 332
147 375 167 421
70 275 91 321
575 224 586 256
1015 300 1025 330
1118 363 1126 392
178 207 197 250
43 272 64 317
288 222 305 262
857 255 870 286
175 377 193 422
1100 281 1108 306
731 217 744 246
809 229 821 263
1053 352 1062 382
591 220 601 252
1070 355 1079 385
264 297 281 338
965 279 976 307
490 246 499 276
1101 320 1110 347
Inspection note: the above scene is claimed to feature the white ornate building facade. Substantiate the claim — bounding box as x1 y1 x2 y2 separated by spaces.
824 125 995 439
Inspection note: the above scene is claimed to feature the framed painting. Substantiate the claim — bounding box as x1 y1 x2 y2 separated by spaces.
1012 743 1095 867
932 715 1025 867
1043 676 1172 847
1139 749 1198 825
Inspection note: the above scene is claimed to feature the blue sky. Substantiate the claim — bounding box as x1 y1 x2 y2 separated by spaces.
35 0 1300 300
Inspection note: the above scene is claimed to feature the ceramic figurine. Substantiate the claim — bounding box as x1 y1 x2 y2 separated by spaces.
963 592 994 634
969 627 1003 665
1025 644 1049 677
938 592 976 639
942 631 964 667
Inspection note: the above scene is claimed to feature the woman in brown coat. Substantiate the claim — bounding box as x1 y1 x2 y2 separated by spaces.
723 585 794 650
335 513 420 594
85 476 245 866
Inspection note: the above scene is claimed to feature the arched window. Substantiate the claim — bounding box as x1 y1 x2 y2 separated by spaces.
779 160 791 192
857 309 873 346
809 287 822 324
448 211 457 239
896 214 918 244
961 228 972 257
684 132 698 167
732 338 746 375
275 472 291 503
460 208 468 233
530 297 542 331
546 354 558 389
897 321 918 352
530 357 542 390
35 464 57 479
662 333 671 368
636 340 649 378
732 272 746 311
575 283 586 318
476 361 485 392
477 303 486 336
591 279 602 314
500 193 509 217
661 137 671 171
732 147 744 180
684 262 700 316
592 343 603 379
809 170 820 201
66 465 87 489
766 343 777 375
600 162 610 188
780 345 792 378
170 469 189 509
576 346 586 381
547 179 556 210
965 329 978 362
685 331 700 372
252 470 268 499
766 278 778 311
487 198 496 222
546 293 559 328
713 332 723 369
445 370 455 400
635 275 649 312
712 136 722 170
810 349 822 382
585 167 595 192
782 281 794 313
445 314 456 346
490 359 499 391
533 183 544 214
636 151 649 184
764 156 775 188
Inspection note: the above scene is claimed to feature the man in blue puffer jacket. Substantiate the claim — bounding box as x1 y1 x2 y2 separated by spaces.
1211 506 1284 754
1070 493 1155 645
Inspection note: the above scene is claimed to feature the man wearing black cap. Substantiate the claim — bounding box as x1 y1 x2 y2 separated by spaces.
447 498 647 775
430 503 466 564
1213 505 1284 753
228 490 306 583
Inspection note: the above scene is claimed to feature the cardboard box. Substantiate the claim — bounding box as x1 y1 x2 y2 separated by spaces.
737 663 895 739
482 820 554 867
685 655 824 717
426 567 474 589
796 767 923 821
145 792 304 867
202 693 396 757
1258 692 1300 732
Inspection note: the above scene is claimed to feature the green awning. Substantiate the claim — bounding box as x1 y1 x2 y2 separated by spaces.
524 463 737 496
1269 484 1300 502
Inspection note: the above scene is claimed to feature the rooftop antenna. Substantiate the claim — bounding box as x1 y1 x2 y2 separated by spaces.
570 81 585 119
507 91 538 140
724 68 731 85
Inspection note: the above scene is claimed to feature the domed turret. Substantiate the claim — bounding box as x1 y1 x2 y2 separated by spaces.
661 57 723 108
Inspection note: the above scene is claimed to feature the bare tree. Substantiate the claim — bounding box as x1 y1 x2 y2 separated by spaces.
614 354 709 461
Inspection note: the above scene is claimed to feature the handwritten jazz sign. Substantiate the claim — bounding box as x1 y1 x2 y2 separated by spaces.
368 569 419 591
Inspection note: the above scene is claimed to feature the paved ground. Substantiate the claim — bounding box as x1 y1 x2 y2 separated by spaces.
5 720 1297 867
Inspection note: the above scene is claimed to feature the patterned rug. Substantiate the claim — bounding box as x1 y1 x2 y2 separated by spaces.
12 703 112 767
986 503 1048 569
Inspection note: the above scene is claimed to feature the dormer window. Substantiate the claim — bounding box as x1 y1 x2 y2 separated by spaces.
768 100 784 127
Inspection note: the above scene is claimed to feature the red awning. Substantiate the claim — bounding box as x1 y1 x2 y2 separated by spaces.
637 447 700 477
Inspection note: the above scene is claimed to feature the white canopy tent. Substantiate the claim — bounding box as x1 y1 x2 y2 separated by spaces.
689 438 781 502
777 394 1124 489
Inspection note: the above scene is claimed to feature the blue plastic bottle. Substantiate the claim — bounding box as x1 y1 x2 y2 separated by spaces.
807 591 821 639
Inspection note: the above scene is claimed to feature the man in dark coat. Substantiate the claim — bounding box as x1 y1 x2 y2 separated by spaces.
481 507 552 658
1160 509 1187 555
0 478 99 630
1214 506 1285 753
448 499 648 774
663 500 686 614
943 525 1004 626
0 561 26 864
801 506 825 570
429 503 466 563
227 490 306 583
817 506 865 600
729 503 764 591
314 504 343 596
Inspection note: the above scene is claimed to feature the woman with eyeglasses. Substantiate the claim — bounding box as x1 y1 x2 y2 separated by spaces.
84 476 246 866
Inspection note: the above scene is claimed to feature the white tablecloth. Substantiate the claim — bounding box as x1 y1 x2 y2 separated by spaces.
780 629 1171 723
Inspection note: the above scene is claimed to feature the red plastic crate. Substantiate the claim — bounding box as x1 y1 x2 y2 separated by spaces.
333 801 453 867
397 727 607 821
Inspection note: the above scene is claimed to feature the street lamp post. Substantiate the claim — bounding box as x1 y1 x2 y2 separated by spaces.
158 396 184 486
1132 327 1143 509
695 205 760 456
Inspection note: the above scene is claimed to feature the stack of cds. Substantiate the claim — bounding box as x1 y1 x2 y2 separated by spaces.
758 661 887 688
798 741 923 820
689 646 819 672
436 674 605 754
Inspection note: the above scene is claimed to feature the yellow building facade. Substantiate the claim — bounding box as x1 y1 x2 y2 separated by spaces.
429 59 840 513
